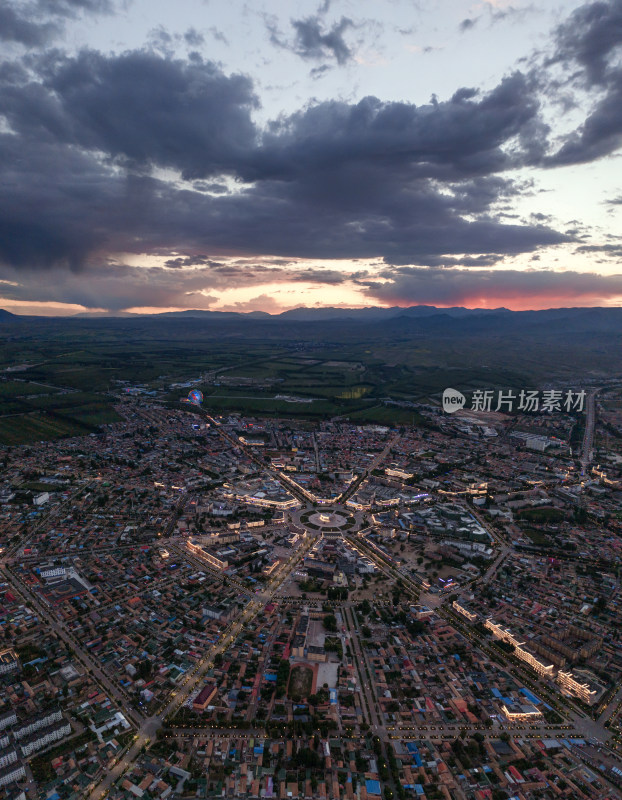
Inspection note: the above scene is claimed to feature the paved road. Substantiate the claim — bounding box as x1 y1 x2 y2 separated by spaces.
598 683 622 726
0 563 144 729
481 544 511 585
86 530 318 800
312 432 320 472
347 535 619 750
580 389 598 472
340 433 401 503
4 481 96 560
343 606 382 732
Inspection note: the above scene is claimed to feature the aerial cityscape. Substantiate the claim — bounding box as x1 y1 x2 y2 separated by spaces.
1 0 622 799
0 322 621 800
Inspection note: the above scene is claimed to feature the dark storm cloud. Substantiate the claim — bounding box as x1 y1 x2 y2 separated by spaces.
0 0 114 46
148 26 208 53
0 49 571 277
547 71 622 165
291 16 354 64
395 254 505 268
290 268 347 284
357 266 622 306
546 0 622 166
0 134 149 271
0 256 350 311
0 50 258 179
550 0 622 85
257 72 545 181
0 262 223 311
267 14 354 65
191 181 229 194
0 2 60 45
39 0 114 13
575 243 622 257
11 0 622 310
310 64 332 79
163 255 214 268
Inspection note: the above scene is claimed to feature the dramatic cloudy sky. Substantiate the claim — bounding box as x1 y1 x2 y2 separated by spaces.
1 0 622 314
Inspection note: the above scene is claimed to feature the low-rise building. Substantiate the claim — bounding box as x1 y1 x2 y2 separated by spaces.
193 684 217 712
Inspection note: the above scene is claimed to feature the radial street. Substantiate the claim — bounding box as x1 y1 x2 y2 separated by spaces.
86 530 318 800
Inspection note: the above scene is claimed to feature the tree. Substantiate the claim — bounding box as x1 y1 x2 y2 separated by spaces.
323 614 337 632
359 599 371 616
137 660 152 680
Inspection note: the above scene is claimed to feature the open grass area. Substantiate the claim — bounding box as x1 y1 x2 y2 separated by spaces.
0 413 88 445
288 665 313 700
0 380 61 398
200 395 344 418
0 389 122 445
522 527 552 546
517 507 566 523
345 405 425 426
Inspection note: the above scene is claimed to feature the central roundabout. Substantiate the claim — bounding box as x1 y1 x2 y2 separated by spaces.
293 505 362 533
307 509 347 528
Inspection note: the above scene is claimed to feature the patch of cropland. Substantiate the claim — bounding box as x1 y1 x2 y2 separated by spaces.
0 306 621 441
0 383 121 445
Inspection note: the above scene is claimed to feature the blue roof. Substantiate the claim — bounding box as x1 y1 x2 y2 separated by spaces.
365 780 381 795
492 687 513 704
519 687 542 705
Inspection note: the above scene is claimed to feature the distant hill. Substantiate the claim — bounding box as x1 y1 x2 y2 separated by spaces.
153 309 272 319
2 304 622 338
153 304 512 322
1 303 620 387
276 304 511 321
72 310 139 318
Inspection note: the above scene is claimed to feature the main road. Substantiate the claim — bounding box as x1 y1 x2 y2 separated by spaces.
86 530 318 800
0 562 144 729
580 389 598 473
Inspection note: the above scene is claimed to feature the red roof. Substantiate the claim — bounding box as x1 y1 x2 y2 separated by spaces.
194 683 217 705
